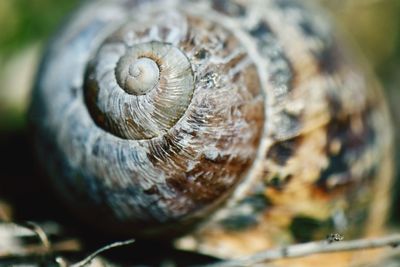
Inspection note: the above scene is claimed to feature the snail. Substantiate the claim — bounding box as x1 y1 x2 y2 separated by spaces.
29 0 394 265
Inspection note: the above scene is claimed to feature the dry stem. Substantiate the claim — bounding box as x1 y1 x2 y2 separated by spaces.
199 234 400 267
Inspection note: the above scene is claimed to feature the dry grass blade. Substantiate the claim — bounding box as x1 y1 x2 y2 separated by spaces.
70 239 135 267
198 234 400 267
0 221 81 261
22 221 51 251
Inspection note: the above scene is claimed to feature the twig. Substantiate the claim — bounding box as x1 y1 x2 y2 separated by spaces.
0 239 81 259
70 239 135 267
22 221 51 251
0 221 81 259
198 234 400 267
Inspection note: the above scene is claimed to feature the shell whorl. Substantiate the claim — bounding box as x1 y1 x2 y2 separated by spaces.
29 0 392 249
117 53 160 96
85 40 194 139
30 0 265 235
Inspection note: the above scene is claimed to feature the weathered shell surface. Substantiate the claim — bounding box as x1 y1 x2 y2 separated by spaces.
30 0 393 265
31 0 265 236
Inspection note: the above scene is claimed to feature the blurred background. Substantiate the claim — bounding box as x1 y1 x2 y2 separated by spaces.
0 0 399 263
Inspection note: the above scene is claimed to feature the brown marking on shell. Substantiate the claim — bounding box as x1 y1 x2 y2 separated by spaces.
175 1 393 264
144 50 265 213
266 138 301 166
314 41 341 74
316 104 378 192
163 153 249 208
212 0 246 17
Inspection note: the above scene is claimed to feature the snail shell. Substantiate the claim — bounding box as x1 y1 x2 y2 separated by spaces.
29 0 393 264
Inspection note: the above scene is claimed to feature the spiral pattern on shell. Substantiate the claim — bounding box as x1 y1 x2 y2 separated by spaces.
30 0 393 260
30 0 267 235
85 41 195 139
